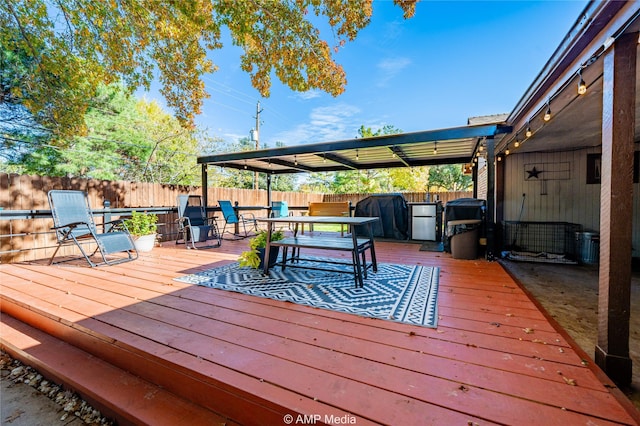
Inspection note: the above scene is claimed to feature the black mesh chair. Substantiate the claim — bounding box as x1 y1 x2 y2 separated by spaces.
176 195 221 249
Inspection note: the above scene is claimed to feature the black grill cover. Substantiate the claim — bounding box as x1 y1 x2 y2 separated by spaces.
354 194 408 240
444 198 485 222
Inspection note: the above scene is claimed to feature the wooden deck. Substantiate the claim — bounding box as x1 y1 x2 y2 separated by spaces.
1 237 639 425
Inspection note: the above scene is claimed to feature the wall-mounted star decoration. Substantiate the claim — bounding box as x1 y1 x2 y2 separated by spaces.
526 166 543 179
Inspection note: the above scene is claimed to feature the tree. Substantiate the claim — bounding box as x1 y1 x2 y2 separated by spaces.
3 83 208 185
1 0 416 138
427 164 472 191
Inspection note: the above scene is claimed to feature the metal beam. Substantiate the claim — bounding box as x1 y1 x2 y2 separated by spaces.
197 123 511 165
388 146 412 167
320 152 358 169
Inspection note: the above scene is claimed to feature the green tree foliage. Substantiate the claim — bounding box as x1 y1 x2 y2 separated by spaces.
3 84 208 185
1 0 416 138
427 164 472 191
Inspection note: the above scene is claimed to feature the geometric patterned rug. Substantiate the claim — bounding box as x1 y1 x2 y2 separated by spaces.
174 257 439 328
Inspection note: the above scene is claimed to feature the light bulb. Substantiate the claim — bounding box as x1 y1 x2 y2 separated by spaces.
525 127 532 138
514 140 520 148
543 106 551 122
505 147 510 155
578 78 587 95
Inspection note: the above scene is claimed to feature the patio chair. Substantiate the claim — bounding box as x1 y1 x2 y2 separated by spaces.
218 200 258 239
271 200 293 230
270 200 290 218
176 195 221 249
47 190 138 267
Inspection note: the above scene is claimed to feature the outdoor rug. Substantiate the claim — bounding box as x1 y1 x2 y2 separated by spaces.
174 256 440 328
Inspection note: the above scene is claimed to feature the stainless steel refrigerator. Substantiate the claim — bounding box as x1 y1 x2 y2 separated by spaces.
410 203 441 241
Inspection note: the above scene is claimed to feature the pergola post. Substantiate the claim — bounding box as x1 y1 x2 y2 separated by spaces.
485 137 496 260
266 173 272 207
201 164 208 208
595 31 636 387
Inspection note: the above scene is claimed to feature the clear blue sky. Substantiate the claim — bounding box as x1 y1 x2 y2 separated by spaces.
146 1 589 149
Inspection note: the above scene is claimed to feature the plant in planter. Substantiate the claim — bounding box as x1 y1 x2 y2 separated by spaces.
124 211 158 252
238 229 284 269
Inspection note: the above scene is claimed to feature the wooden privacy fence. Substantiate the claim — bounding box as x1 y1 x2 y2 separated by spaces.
323 191 472 206
0 174 471 263
0 174 323 263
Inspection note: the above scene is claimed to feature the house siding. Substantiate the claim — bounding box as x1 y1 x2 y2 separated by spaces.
501 147 639 258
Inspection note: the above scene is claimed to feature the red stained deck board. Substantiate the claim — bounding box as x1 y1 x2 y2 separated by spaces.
0 313 234 426
2 278 630 425
2 240 638 425
2 295 378 426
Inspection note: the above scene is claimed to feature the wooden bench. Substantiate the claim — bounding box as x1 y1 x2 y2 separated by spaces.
306 201 351 235
269 235 376 287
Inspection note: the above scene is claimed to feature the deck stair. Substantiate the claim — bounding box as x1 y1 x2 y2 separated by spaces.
0 313 234 426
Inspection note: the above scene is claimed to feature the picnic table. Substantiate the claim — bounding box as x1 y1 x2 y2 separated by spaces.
257 216 379 287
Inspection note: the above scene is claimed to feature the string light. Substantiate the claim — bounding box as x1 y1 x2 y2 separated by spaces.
525 123 532 138
244 160 247 169
514 133 520 148
577 69 587 95
294 155 298 166
433 141 438 155
543 100 552 122
323 153 326 163
356 149 359 160
505 145 510 155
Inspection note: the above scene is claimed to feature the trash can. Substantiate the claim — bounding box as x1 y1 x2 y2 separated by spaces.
449 219 482 259
444 198 485 253
575 231 600 264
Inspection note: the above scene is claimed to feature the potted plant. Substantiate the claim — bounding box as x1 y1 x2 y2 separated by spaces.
238 229 284 269
124 211 158 252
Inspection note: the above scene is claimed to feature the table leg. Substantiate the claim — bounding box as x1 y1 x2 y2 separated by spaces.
367 223 378 272
351 231 364 287
262 223 273 275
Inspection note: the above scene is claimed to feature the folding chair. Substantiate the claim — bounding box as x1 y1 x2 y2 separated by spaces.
176 195 221 249
218 200 258 239
47 190 138 267
271 200 293 230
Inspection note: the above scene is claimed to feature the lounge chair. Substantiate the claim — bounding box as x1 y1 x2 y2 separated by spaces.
176 195 221 249
218 200 258 239
47 190 138 267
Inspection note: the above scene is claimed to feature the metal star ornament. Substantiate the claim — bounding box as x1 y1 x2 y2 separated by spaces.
526 166 543 179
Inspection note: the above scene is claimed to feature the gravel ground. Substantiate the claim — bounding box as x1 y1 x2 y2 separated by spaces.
0 352 113 426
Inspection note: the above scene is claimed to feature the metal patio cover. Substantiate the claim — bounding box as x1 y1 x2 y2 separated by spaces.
197 123 512 175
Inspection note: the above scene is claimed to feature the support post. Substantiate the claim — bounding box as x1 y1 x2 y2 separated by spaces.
266 173 272 207
595 31 636 387
485 137 496 260
495 152 506 254
201 164 208 210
